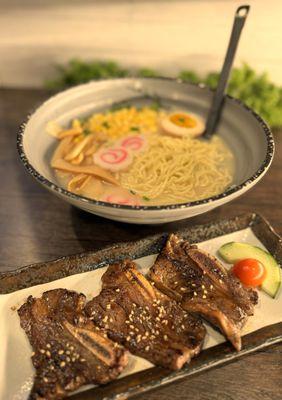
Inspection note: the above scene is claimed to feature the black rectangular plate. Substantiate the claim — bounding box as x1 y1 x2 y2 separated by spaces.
1 212 281 400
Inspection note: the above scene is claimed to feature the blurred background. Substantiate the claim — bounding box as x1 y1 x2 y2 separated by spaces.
1 0 281 126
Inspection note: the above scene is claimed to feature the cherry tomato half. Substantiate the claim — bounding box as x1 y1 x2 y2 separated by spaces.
232 258 267 287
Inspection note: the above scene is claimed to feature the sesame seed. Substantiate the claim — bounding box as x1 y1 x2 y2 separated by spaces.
58 350 64 355
194 292 198 296
70 346 74 351
156 317 160 322
201 285 205 289
40 349 45 354
60 361 66 368
106 304 111 310
72 357 76 362
129 331 134 336
181 324 185 329
180 287 186 291
66 357 71 362
116 288 120 292
129 325 134 329
50 365 54 370
203 295 207 299
142 335 147 340
103 316 108 322
46 344 51 349
210 285 214 289
174 281 178 285
191 283 196 287
145 346 150 351
151 335 156 340
204 290 208 294
164 335 168 341
43 377 48 383
104 324 109 329
125 320 130 324
151 282 155 286
109 318 113 323
80 358 86 362
145 306 149 311
219 279 223 284
31 352 35 357
126 336 131 341
46 351 51 358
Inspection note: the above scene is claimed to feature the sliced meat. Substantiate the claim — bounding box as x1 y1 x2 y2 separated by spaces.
18 289 128 400
149 234 258 351
85 260 206 370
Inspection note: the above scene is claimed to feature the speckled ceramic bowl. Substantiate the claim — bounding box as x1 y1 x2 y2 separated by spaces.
17 78 274 224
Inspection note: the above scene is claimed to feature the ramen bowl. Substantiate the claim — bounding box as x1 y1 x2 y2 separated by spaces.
17 78 274 224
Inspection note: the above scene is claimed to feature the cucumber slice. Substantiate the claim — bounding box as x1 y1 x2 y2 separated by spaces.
218 242 281 298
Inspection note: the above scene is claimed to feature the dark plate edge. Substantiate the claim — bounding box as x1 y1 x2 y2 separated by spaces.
0 212 260 294
70 322 282 400
2 212 282 399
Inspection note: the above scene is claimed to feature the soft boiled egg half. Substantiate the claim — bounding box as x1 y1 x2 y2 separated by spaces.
161 111 205 138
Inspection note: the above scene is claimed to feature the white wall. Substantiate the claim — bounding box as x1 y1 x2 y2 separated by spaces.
0 0 281 87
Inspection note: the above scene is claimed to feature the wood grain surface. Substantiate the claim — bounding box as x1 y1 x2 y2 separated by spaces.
0 88 281 399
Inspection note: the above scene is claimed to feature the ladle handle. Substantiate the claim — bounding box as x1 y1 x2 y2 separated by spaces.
203 5 250 139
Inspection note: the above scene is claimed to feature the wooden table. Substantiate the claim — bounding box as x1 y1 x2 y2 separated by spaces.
1 88 281 400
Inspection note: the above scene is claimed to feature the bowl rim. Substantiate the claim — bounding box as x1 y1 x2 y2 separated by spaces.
17 77 275 212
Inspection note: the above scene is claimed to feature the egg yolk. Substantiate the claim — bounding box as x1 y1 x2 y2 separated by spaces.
169 113 197 128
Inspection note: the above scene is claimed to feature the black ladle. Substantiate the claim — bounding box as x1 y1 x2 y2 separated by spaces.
203 5 250 139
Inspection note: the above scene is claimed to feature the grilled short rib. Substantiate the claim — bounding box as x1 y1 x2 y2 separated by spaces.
18 289 128 400
85 260 206 370
148 234 258 351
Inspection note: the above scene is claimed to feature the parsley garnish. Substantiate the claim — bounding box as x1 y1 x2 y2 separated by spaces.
102 121 110 129
150 101 161 111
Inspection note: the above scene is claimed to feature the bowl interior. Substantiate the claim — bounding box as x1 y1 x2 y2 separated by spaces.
21 78 272 205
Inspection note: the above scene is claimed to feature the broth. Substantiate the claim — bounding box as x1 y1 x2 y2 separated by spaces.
49 105 234 206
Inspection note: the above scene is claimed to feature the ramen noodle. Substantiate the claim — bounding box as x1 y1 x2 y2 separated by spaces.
48 106 234 206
